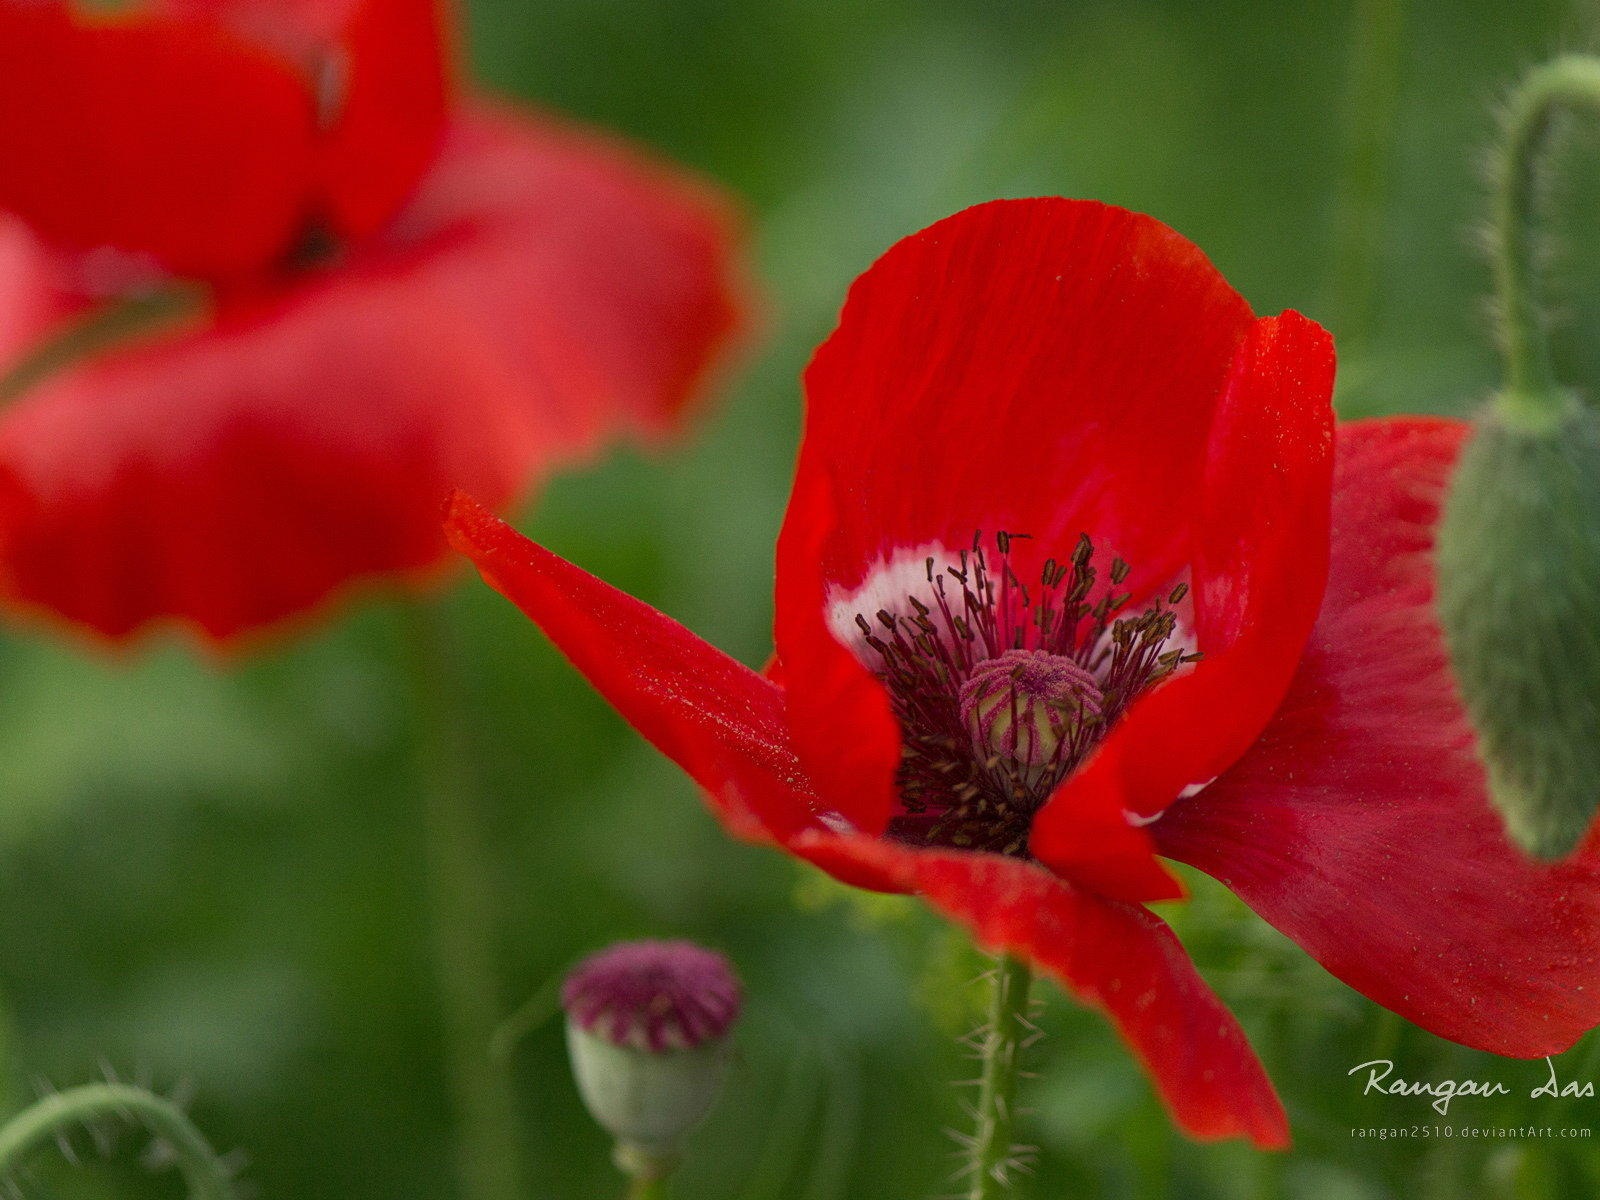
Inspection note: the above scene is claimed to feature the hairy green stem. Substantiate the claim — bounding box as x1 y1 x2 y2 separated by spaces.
0 1083 236 1199
1491 55 1600 428
969 954 1033 1200
402 599 526 1200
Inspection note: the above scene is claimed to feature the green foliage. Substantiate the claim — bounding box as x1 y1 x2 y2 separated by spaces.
1438 403 1600 858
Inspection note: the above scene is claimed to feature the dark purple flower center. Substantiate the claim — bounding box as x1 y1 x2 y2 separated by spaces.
851 531 1196 858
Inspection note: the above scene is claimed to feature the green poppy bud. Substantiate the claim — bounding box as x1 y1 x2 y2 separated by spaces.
561 940 742 1177
1437 399 1600 858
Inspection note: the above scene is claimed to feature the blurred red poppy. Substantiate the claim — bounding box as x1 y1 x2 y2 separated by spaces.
447 198 1600 1147
0 0 746 642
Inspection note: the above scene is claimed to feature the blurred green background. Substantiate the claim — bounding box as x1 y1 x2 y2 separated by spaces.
3 0 1600 1196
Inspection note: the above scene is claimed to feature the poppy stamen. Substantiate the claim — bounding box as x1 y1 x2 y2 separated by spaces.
854 531 1198 857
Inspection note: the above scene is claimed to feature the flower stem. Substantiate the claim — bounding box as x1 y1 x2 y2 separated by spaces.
0 1083 236 1199
625 1175 669 1200
401 598 526 1200
968 953 1033 1200
615 1141 677 1200
1327 0 1406 354
1490 55 1600 430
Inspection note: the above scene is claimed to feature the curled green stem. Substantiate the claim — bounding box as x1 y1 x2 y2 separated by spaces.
1491 54 1600 428
968 954 1033 1200
0 1083 237 1200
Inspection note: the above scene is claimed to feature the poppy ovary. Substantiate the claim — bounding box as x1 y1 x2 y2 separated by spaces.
959 648 1105 773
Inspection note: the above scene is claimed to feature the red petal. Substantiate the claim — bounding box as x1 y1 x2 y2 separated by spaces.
1154 417 1600 1057
1030 771 1187 904
775 199 1254 833
794 834 1288 1148
0 106 747 641
0 218 94 373
788 199 1255 579
0 273 543 641
316 0 450 241
1031 312 1335 894
2 0 450 279
783 830 915 894
773 471 902 834
175 0 453 240
0 2 317 279
384 102 749 450
444 494 823 842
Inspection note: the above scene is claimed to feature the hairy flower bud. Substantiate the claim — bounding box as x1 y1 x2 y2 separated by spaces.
1437 400 1600 858
561 940 741 1169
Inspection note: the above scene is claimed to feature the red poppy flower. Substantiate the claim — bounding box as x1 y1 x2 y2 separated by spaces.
0 0 746 643
445 199 1600 1146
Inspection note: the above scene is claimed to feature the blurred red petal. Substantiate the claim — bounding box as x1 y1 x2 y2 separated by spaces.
445 495 825 842
0 103 748 642
1155 417 1600 1057
1032 312 1334 893
0 218 95 372
0 1 318 279
317 0 451 241
2 0 453 279
164 0 456 238
795 834 1288 1148
0 275 541 641
775 198 1254 834
384 102 749 450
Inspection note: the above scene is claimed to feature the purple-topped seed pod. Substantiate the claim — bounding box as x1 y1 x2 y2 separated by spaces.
563 940 741 1053
562 940 742 1177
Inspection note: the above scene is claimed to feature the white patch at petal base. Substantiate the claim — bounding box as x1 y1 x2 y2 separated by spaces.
824 540 957 663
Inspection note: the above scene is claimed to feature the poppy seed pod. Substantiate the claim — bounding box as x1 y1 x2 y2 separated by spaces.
561 941 741 1171
1437 399 1600 859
